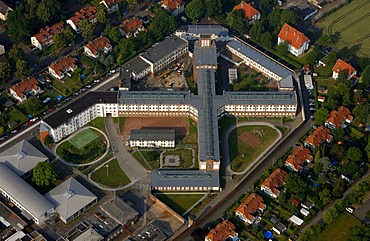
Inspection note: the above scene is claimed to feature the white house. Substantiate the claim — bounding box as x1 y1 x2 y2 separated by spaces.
233 1 260 25
66 6 97 33
277 23 310 57
260 168 287 198
31 22 65 50
235 194 266 224
84 36 112 59
100 0 122 13
162 0 185 16
48 56 77 79
0 0 12 21
9 77 41 102
332 59 357 80
119 18 144 38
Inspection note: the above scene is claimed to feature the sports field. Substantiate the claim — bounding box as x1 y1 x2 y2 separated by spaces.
317 0 370 57
69 129 98 149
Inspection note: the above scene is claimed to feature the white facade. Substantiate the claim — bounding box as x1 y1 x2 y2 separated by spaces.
67 17 97 34
129 140 175 148
162 2 184 16
9 85 42 103
48 64 77 80
260 185 280 199
100 0 120 13
30 37 43 50
152 185 218 191
277 37 310 57
84 45 112 59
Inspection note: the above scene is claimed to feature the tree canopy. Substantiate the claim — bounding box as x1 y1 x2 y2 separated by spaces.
32 162 57 186
314 107 329 126
80 19 95 41
36 0 63 23
185 0 204 21
150 8 177 40
6 6 31 43
226 10 247 35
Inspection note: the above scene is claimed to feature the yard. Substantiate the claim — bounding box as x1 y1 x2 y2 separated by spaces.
316 0 370 57
232 68 269 91
89 117 106 133
316 212 360 241
229 125 279 172
1 107 28 134
91 159 130 188
179 118 198 144
155 193 205 215
163 149 193 168
132 150 160 170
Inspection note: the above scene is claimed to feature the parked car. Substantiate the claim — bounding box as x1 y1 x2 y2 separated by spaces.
11 130 17 134
346 207 354 213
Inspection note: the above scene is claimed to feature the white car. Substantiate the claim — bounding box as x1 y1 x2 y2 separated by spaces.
346 207 354 213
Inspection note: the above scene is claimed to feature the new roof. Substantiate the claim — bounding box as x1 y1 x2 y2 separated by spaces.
0 140 48 176
101 196 138 225
130 129 175 141
326 106 353 128
278 23 309 49
85 36 111 55
233 1 260 19
305 126 332 147
235 194 266 222
285 146 312 171
261 168 287 196
163 0 184 12
44 177 97 221
151 170 219 188
332 59 357 75
10 77 39 99
33 22 65 45
205 220 237 241
49 56 76 76
0 163 54 220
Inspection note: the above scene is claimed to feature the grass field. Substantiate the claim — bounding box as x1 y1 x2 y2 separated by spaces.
316 212 360 241
229 125 279 172
180 118 198 144
69 129 98 149
164 149 193 168
89 118 106 133
317 0 370 57
155 193 205 215
91 159 131 187
132 151 160 170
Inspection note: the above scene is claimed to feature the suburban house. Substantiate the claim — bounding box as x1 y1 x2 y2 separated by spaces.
205 220 239 241
31 22 65 50
84 36 112 58
9 77 41 102
277 23 310 57
233 1 260 25
119 18 144 38
325 106 353 129
0 0 12 21
99 0 122 13
285 146 312 172
162 0 185 16
48 56 77 80
235 194 266 224
304 126 333 150
66 6 97 33
260 168 287 199
273 222 287 235
332 59 357 80
0 44 4 55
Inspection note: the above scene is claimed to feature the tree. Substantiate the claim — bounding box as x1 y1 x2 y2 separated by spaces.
205 0 219 16
136 31 153 47
15 59 30 78
32 162 57 186
335 79 353 106
276 42 289 56
317 34 331 48
330 144 346 160
332 178 344 197
323 206 339 224
36 0 63 23
260 32 273 49
259 0 275 16
8 44 24 62
346 147 362 162
150 9 177 40
0 62 11 81
318 188 332 206
314 156 335 175
6 6 31 42
306 47 320 66
331 127 345 142
327 50 337 64
226 10 247 35
80 19 95 41
360 65 370 87
314 107 329 126
108 27 121 44
280 10 298 27
53 27 76 49
348 224 370 241
185 0 204 21
267 9 282 30
285 173 308 196
25 97 43 115
353 103 370 123
44 135 53 145
96 4 107 24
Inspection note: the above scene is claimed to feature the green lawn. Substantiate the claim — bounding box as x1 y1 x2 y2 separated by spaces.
132 151 160 170
316 63 335 79
180 118 198 144
316 77 336 97
89 117 106 133
156 193 205 215
132 151 152 170
113 117 125 134
233 69 269 91
50 70 85 96
316 0 370 57
316 212 360 241
91 159 131 187
229 125 279 172
164 149 193 168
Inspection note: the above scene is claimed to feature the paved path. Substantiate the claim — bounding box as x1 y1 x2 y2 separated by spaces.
105 115 148 182
222 121 283 175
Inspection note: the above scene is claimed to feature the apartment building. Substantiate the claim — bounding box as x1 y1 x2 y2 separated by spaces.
285 145 312 172
162 0 185 16
119 18 144 38
100 0 123 13
332 59 357 80
233 1 260 25
304 126 333 150
235 194 266 224
325 106 353 129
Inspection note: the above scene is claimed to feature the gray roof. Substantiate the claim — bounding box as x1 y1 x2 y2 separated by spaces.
57 222 103 241
0 163 54 220
140 35 188 63
0 140 48 176
193 41 218 66
121 56 150 76
222 91 297 106
274 222 286 232
186 25 229 37
151 170 219 188
130 129 175 141
44 177 97 221
101 196 138 225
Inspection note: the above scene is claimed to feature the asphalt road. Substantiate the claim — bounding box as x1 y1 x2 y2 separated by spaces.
354 198 370 225
171 120 312 241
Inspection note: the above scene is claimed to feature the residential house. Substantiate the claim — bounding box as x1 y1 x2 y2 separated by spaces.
260 168 287 199
277 23 310 57
285 146 312 172
119 18 144 38
9 77 41 102
235 194 266 224
162 0 185 16
0 1 12 21
304 126 333 149
205 220 239 241
31 22 65 50
48 56 77 80
0 44 5 55
332 59 357 80
272 222 287 235
233 1 260 25
100 0 122 13
325 106 353 129
66 6 97 33
301 200 314 209
84 36 112 58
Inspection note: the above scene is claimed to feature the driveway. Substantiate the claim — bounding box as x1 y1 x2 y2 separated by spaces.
354 198 370 225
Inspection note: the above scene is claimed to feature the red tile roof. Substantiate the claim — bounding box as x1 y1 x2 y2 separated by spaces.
49 56 76 77
285 146 312 171
10 77 39 99
326 106 353 128
101 0 123 7
261 168 287 196
163 0 184 12
233 1 260 19
119 18 143 36
332 59 357 76
85 36 111 56
205 220 237 241
33 22 65 45
278 23 309 49
305 126 332 147
235 194 266 223
68 6 97 27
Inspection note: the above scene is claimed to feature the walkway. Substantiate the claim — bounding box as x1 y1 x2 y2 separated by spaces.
222 121 283 175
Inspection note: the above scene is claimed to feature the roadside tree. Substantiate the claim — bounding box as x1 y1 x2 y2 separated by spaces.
0 62 11 81
314 107 329 126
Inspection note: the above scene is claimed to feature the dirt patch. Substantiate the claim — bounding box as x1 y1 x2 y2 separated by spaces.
239 131 262 148
123 117 189 136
